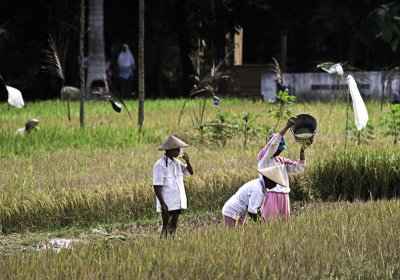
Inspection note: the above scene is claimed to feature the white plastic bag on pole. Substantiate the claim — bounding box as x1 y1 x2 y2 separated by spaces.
318 63 344 76
347 75 368 130
6 86 24 108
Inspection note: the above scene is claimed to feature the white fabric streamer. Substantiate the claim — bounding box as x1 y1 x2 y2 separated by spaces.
347 75 368 130
318 63 344 76
6 86 24 108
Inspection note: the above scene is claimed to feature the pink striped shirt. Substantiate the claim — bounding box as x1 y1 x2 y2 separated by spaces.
258 133 305 193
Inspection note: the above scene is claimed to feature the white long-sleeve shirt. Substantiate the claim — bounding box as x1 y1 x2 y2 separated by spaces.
257 133 305 193
222 178 266 220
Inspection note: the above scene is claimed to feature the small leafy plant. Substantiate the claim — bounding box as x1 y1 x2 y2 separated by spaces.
199 110 237 146
234 111 269 149
380 104 400 144
268 90 296 132
348 122 375 145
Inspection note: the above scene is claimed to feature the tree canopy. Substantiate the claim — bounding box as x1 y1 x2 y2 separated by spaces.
0 0 399 100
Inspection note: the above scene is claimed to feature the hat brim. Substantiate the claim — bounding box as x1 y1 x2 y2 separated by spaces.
158 135 189 150
258 166 287 187
278 144 287 151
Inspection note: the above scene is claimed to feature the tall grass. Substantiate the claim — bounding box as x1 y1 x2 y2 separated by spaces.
312 149 400 200
1 99 400 233
1 200 399 279
0 168 256 233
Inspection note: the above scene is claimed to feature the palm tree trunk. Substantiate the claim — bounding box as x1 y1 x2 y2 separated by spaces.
86 0 108 99
138 0 145 131
79 0 85 128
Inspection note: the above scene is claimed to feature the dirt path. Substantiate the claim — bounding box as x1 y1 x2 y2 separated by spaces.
0 203 309 258
0 211 223 258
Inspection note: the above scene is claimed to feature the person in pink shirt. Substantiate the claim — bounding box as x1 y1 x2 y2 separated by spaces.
258 117 312 221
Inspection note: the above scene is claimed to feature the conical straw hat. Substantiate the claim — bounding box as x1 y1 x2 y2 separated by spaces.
258 166 287 187
158 135 189 151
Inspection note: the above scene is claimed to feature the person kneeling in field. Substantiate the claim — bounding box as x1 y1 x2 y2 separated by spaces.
257 117 312 221
222 166 286 228
153 135 194 238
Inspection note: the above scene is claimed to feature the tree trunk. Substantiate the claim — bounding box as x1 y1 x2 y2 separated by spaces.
138 0 145 130
79 0 85 128
281 30 287 73
176 0 193 97
86 0 108 99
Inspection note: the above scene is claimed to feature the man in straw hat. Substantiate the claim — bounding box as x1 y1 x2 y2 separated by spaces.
222 166 286 228
153 135 194 238
257 117 311 221
15 118 39 136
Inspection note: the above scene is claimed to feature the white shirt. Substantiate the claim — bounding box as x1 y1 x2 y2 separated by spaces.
153 155 191 212
15 127 26 136
257 133 305 193
222 178 266 220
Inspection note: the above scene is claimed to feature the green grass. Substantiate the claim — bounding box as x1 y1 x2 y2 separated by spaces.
0 99 400 233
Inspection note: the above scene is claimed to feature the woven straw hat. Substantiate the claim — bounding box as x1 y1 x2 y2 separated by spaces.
26 118 39 130
258 166 287 187
158 135 188 151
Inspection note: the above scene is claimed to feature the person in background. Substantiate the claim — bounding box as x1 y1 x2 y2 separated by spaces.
153 135 194 238
15 119 39 136
257 117 312 221
117 44 136 99
222 166 287 229
105 54 112 79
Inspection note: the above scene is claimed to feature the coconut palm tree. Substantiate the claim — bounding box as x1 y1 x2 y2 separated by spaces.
79 0 85 128
86 0 108 99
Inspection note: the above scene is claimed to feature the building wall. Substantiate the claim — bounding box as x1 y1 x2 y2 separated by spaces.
226 65 272 99
261 71 400 101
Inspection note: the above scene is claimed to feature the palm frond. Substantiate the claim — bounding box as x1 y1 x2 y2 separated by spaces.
0 23 16 59
190 50 233 97
91 76 133 120
387 66 400 83
178 50 233 125
271 57 283 85
316 61 369 83
41 36 68 81
0 74 8 97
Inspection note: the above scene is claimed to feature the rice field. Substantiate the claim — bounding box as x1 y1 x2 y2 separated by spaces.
1 201 399 279
0 98 399 278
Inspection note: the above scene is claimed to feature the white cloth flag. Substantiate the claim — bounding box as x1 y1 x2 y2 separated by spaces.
318 63 344 76
6 86 24 108
347 75 368 130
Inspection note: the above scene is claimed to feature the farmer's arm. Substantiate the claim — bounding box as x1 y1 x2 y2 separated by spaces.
153 163 168 212
258 135 281 166
248 212 259 222
153 185 168 212
278 117 296 136
258 117 296 166
248 191 264 222
181 152 194 175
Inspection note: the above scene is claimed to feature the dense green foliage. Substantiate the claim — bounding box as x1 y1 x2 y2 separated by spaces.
1 0 400 99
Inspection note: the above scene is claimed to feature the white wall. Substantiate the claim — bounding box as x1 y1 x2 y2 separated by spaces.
261 71 400 101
